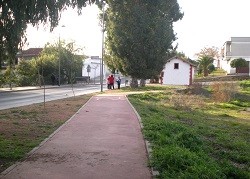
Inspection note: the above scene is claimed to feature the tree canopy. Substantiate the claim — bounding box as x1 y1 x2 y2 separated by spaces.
195 46 220 59
198 55 214 77
0 0 94 68
230 58 248 68
104 0 183 87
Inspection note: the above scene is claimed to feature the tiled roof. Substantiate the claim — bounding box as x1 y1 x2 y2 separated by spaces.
167 56 197 67
18 48 43 57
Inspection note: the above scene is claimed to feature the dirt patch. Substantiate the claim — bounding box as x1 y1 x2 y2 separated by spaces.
0 94 92 173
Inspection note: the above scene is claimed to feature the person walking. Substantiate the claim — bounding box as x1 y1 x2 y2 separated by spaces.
116 76 121 89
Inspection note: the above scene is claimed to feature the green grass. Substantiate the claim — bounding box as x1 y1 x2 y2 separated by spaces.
210 69 227 77
120 84 172 92
240 80 250 90
195 69 227 79
128 86 250 178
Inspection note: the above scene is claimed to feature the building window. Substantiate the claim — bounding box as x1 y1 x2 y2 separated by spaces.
174 63 179 69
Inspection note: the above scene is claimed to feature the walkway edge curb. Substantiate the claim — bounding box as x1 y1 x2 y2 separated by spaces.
125 95 160 178
0 96 94 177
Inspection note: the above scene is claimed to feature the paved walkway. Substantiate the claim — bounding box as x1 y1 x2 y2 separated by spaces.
1 94 152 179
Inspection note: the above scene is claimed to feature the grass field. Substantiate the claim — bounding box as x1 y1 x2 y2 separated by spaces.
128 82 250 178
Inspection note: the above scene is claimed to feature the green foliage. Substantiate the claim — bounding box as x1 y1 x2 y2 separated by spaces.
3 66 18 87
230 58 248 68
208 63 215 73
240 80 250 90
14 41 85 86
16 59 38 86
0 0 92 70
198 56 214 77
105 0 183 86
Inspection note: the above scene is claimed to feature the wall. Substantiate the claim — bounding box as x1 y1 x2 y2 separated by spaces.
162 58 191 85
82 58 110 79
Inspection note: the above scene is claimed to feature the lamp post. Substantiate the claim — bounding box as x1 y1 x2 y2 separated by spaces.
100 0 105 92
58 35 61 86
58 25 65 86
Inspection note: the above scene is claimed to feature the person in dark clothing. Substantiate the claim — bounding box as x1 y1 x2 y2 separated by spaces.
116 76 121 89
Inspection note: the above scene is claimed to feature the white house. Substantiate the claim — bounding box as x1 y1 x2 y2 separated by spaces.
161 57 196 86
220 37 250 75
82 56 111 80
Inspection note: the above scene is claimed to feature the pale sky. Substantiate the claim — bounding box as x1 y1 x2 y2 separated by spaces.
26 0 250 59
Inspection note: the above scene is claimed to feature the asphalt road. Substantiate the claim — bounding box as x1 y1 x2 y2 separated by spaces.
0 84 106 110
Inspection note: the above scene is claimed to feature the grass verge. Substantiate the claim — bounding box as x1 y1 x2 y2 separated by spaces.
128 85 250 178
0 94 92 173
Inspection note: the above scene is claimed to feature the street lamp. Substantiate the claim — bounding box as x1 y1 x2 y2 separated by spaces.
100 0 105 92
58 25 66 86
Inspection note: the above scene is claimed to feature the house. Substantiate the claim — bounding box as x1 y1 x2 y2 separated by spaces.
161 57 196 86
16 48 43 63
220 37 250 75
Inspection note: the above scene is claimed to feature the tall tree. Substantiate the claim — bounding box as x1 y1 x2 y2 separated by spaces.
0 0 94 69
104 0 183 87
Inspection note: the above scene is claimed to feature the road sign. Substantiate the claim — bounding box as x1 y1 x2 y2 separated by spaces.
90 56 100 59
87 65 91 72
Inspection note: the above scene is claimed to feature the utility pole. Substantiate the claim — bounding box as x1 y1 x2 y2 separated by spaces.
100 0 105 92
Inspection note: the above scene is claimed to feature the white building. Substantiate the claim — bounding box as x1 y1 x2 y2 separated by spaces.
161 57 196 86
82 56 110 80
220 37 250 75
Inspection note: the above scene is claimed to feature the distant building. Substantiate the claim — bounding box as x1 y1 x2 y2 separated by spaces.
82 56 111 80
17 48 43 63
220 37 250 75
161 57 196 86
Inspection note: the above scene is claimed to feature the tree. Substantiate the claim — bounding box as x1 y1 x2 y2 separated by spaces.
38 41 85 85
104 0 183 88
198 56 213 77
0 0 94 70
16 59 38 86
14 41 85 86
195 46 220 59
230 58 248 68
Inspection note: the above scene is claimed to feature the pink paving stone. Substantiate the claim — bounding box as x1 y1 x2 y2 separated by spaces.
1 95 152 179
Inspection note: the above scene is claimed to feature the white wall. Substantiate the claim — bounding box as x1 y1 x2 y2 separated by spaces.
220 59 236 74
162 58 191 85
82 58 109 79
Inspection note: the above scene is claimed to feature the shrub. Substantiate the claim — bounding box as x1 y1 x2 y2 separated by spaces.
230 58 248 68
211 82 238 102
170 93 205 110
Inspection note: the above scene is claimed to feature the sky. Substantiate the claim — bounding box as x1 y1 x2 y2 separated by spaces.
26 0 250 59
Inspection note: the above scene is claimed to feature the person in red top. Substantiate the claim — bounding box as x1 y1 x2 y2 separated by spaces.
109 74 114 89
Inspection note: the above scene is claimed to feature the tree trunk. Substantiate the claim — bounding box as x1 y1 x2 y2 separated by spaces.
204 68 209 77
140 79 146 87
130 77 138 88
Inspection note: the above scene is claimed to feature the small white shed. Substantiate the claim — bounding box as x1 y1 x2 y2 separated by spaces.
161 57 196 85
